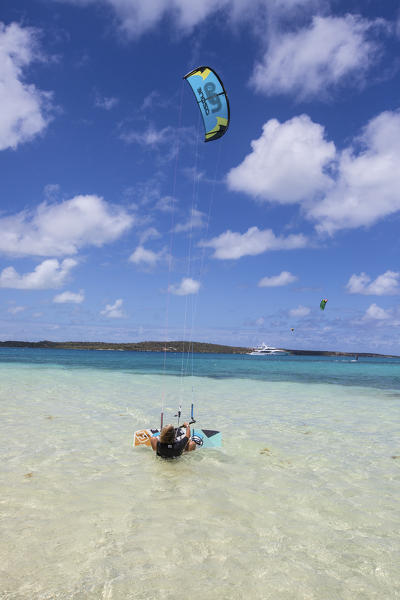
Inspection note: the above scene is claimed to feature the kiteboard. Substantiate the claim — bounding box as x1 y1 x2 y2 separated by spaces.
134 425 222 449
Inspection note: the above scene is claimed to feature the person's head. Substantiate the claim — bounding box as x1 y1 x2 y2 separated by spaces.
159 424 175 444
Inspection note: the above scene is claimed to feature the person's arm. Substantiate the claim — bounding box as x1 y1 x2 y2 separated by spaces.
150 436 158 451
183 422 191 439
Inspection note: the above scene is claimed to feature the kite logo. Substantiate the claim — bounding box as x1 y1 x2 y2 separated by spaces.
204 82 222 114
197 87 210 115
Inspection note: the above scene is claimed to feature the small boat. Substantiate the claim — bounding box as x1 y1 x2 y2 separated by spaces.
248 343 286 355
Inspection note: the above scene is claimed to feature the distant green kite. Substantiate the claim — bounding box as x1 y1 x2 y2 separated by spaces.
320 298 328 310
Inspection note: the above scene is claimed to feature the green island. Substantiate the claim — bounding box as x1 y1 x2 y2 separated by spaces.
0 340 398 358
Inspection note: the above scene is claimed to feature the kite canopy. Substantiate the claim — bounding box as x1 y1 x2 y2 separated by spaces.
184 66 230 142
320 299 328 310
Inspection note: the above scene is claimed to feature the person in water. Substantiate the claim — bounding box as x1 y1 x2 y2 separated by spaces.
150 422 196 458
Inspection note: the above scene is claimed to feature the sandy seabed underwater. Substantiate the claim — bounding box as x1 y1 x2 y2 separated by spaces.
0 349 399 599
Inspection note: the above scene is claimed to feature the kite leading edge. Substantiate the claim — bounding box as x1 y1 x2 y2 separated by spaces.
184 66 230 142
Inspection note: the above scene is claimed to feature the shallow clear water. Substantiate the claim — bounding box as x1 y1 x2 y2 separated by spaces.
1 349 399 599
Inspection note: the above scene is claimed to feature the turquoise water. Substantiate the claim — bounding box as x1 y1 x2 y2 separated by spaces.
1 349 399 599
1 347 400 388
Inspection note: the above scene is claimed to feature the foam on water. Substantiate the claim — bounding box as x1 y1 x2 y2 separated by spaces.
0 352 399 599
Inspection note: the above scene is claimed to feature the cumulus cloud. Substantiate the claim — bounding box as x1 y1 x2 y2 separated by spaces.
227 115 335 204
258 271 297 287
0 258 77 289
310 110 400 234
173 209 206 233
346 271 400 296
0 22 53 151
201 226 307 260
251 15 380 99
289 305 311 317
363 303 390 320
100 298 125 318
129 245 164 267
53 290 85 303
0 194 133 257
169 277 200 296
228 109 400 235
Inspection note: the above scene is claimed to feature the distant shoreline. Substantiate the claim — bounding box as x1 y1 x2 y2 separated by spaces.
0 340 398 359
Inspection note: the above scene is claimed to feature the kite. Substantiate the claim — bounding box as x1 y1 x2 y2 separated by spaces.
320 299 328 310
184 66 230 142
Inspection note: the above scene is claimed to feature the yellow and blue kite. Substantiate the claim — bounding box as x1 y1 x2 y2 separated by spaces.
184 66 230 142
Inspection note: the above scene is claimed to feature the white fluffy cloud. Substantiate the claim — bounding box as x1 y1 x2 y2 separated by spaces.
201 226 307 260
363 303 390 320
100 298 125 318
0 22 53 151
346 271 400 296
129 245 164 267
251 15 379 99
310 110 400 234
289 305 311 317
258 271 297 287
227 115 335 204
0 258 77 289
228 109 400 235
169 278 200 296
0 195 133 257
53 290 85 303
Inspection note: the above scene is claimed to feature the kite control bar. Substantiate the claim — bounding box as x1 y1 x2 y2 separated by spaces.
161 403 196 430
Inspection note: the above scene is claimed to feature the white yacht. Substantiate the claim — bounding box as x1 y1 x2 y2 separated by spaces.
248 343 286 355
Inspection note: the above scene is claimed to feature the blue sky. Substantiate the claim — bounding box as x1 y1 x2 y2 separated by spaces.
1 0 400 353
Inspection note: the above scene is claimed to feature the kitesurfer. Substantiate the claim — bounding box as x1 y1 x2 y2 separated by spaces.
150 422 196 458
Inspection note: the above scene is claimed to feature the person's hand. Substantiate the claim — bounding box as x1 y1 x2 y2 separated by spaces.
183 422 189 427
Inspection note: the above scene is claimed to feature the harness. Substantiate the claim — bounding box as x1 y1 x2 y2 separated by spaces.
156 435 189 459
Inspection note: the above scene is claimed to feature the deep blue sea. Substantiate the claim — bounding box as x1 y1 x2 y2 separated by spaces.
1 348 399 599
